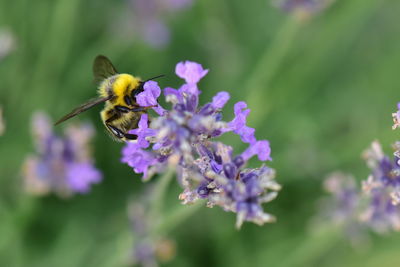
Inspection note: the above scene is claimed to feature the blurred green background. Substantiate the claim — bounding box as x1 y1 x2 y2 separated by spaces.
1 0 400 266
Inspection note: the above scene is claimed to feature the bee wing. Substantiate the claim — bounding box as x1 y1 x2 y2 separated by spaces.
54 96 111 125
93 55 119 84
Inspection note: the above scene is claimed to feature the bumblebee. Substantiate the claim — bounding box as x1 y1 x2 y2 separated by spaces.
55 55 162 141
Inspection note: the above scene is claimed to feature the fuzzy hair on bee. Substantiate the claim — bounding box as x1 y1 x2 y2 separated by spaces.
54 55 163 141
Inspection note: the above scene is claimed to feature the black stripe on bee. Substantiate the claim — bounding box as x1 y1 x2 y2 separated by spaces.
115 105 131 113
124 95 133 106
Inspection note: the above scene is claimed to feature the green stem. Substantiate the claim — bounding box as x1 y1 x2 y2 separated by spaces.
28 0 80 110
276 226 342 267
244 16 303 126
155 200 205 235
149 168 175 221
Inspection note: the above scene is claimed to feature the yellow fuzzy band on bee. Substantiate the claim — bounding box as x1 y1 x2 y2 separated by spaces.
113 74 139 95
98 74 141 105
113 74 139 105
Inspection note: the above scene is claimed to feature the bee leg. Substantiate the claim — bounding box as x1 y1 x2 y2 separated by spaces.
106 123 138 140
123 133 138 140
130 105 157 112
115 105 157 113
106 123 124 139
105 114 137 140
115 105 131 113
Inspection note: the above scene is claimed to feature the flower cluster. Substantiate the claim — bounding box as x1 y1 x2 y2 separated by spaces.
122 61 280 228
319 172 368 244
323 141 400 234
322 104 400 234
127 0 193 48
22 112 102 197
322 172 360 226
360 141 400 232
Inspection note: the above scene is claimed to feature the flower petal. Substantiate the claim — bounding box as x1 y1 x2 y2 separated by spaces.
136 81 166 115
211 91 230 109
128 114 157 148
241 140 272 161
226 101 256 143
175 61 209 84
121 145 155 179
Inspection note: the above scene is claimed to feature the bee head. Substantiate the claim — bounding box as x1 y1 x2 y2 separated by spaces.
130 75 165 99
131 81 145 99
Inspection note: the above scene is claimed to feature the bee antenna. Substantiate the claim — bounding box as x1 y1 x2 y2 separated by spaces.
145 74 165 82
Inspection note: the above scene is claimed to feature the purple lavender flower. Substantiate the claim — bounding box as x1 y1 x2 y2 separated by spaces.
321 106 400 235
322 141 400 234
175 61 209 84
319 172 370 245
122 61 280 228
65 163 102 193
322 172 361 225
128 0 193 48
22 112 102 197
223 101 256 144
136 82 167 116
362 141 400 205
360 141 400 232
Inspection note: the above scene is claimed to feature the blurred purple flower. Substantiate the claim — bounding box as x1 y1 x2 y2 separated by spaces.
273 0 335 17
322 172 361 225
318 172 369 246
164 0 192 10
128 190 176 267
122 60 280 228
360 141 400 232
128 0 193 48
320 105 400 237
322 141 400 234
22 112 102 197
129 201 158 267
66 163 102 193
